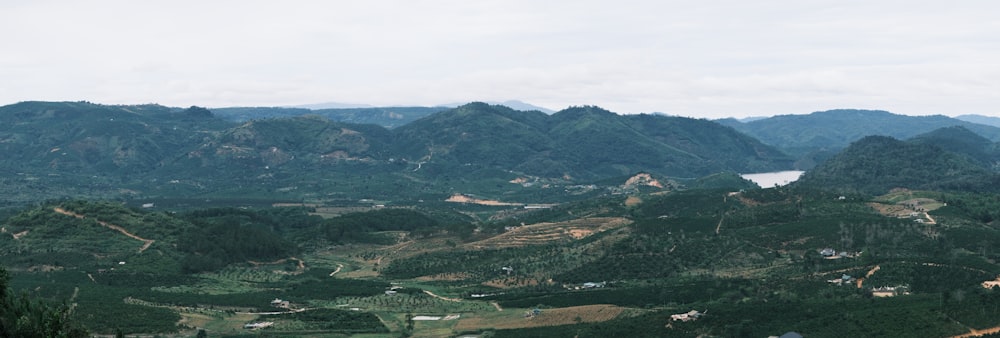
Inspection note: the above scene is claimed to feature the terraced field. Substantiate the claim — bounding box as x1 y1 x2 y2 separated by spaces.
465 217 631 249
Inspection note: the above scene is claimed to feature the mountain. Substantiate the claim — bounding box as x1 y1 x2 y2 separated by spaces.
718 109 1000 160
796 135 998 194
0 101 793 204
440 100 555 114
907 126 1000 168
0 102 235 202
955 114 1000 128
394 103 793 180
290 101 374 109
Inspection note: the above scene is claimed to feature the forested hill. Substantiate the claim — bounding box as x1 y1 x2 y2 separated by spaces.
718 109 1000 156
0 101 792 203
796 134 999 194
393 103 793 179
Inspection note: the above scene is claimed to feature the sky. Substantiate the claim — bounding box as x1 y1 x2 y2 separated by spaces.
1 1 998 119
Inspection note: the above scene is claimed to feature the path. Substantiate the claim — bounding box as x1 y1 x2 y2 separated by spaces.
491 301 503 312
54 207 155 253
423 290 462 302
375 241 414 266
949 325 1000 338
715 215 724 235
329 264 344 277
856 265 881 289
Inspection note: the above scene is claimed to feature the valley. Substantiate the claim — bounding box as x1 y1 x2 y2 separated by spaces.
3 102 1000 337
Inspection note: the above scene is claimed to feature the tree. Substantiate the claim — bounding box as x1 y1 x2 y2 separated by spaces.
0 266 89 338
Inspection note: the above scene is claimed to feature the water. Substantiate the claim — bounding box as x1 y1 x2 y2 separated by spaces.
741 170 805 188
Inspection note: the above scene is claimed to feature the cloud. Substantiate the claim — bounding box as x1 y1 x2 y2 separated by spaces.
1 1 998 118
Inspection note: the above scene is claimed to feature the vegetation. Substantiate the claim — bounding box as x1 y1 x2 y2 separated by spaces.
8 101 1000 336
0 266 89 338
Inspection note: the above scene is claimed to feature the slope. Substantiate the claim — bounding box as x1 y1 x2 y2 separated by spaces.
796 135 997 194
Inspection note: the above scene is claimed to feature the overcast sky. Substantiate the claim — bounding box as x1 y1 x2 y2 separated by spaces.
1 1 997 118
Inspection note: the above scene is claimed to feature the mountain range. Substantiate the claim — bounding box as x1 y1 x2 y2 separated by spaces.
717 109 1000 168
0 101 790 204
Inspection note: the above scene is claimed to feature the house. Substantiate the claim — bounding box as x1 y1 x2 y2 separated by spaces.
385 290 398 295
670 310 703 322
982 276 1000 289
779 332 804 338
871 286 908 297
827 274 854 285
820 248 836 257
141 203 154 208
270 298 290 308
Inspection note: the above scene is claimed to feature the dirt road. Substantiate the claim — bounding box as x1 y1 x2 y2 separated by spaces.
54 207 155 253
949 325 1000 338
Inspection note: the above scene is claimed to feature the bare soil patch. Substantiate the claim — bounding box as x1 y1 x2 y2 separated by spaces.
446 194 523 206
624 196 643 207
453 304 626 331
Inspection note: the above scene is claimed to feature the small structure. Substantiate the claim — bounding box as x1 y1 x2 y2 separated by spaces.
827 274 854 286
670 310 703 322
820 248 836 257
244 322 274 330
385 290 398 295
141 203 154 208
982 276 1000 289
270 298 290 308
871 286 908 297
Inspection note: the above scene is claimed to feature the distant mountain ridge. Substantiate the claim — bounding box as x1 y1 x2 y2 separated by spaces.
955 114 1000 128
211 106 448 128
718 109 1000 159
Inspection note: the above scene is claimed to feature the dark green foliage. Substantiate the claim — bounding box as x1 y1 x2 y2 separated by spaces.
0 266 89 338
908 126 1000 167
688 171 760 190
178 209 298 273
797 136 997 195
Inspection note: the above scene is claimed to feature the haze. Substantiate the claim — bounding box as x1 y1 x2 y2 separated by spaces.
1 1 998 118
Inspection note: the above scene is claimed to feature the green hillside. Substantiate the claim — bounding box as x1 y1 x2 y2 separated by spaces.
797 135 998 194
719 109 1000 161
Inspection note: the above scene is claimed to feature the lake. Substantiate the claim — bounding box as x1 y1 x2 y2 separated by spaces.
741 170 805 188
